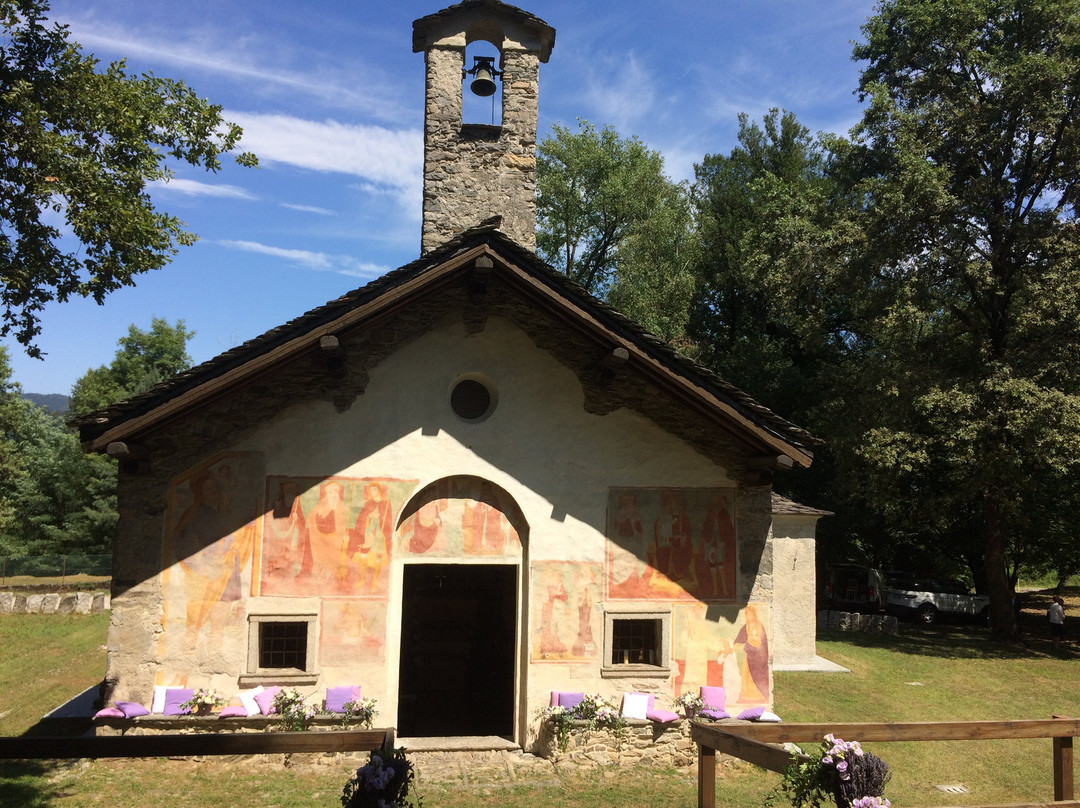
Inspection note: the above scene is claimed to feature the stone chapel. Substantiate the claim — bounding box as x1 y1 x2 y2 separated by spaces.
79 0 826 747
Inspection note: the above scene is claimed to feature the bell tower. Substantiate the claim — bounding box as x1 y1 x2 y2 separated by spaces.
413 1 555 253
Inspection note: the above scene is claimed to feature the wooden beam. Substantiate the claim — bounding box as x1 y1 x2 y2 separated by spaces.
1056 735 1074 800
748 454 795 472
697 742 715 808
0 728 393 760
695 718 1080 745
105 441 145 461
709 731 801 774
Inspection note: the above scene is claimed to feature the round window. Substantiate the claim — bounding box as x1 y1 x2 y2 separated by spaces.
451 378 494 420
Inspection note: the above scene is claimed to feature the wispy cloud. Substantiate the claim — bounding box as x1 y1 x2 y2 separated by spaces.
151 178 256 199
227 112 423 203
218 239 387 279
62 19 414 124
579 52 658 133
282 203 336 216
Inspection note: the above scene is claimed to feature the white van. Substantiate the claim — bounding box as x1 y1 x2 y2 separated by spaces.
823 564 889 613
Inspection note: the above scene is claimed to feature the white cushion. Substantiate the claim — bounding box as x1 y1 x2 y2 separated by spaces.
238 686 265 717
759 711 783 723
621 692 649 720
151 685 168 714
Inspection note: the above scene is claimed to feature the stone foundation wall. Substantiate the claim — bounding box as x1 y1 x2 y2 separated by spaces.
534 719 697 768
0 590 108 615
817 610 899 634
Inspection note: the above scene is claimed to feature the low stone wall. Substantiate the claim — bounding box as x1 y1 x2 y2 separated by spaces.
534 718 697 768
817 609 899 634
0 590 108 615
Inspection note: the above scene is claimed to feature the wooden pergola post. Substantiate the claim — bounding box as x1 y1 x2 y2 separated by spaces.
698 742 715 808
1055 735 1074 800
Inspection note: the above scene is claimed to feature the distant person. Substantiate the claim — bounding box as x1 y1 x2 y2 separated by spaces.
1049 595 1065 647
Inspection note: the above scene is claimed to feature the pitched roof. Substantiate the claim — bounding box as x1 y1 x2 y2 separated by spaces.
412 0 556 61
76 221 820 468
772 492 833 517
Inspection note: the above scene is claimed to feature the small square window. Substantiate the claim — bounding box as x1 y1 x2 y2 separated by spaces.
241 613 318 687
259 621 308 669
602 609 670 678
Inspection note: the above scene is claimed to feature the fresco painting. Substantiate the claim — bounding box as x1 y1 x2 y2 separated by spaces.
260 476 418 598
160 452 264 655
671 602 770 705
530 561 601 662
320 599 387 666
399 478 522 558
607 487 737 601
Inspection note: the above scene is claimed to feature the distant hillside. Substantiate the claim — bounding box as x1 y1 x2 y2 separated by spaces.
23 393 69 413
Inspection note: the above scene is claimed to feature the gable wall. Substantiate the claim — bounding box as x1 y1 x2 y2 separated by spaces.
106 314 783 743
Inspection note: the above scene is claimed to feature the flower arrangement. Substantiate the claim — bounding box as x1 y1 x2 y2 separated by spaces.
179 688 226 715
341 747 423 808
674 692 703 717
769 734 891 808
340 698 379 729
536 694 627 751
271 687 317 732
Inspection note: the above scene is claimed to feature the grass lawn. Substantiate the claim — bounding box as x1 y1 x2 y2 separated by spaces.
1 592 1077 807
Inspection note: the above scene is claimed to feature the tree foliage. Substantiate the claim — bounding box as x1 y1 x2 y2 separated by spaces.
69 317 194 416
0 0 256 355
0 345 115 556
844 0 1080 638
536 119 692 308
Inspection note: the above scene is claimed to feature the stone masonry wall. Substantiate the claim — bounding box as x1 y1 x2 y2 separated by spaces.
534 719 698 769
0 590 107 615
421 44 540 252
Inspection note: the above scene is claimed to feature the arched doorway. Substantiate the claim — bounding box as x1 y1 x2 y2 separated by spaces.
395 477 527 738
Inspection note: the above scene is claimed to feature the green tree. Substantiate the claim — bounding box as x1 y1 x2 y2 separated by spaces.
690 110 862 419
536 120 692 303
69 317 194 415
848 0 1080 639
0 345 116 557
0 0 256 356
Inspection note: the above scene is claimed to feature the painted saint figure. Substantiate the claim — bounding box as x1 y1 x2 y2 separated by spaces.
308 480 348 589
649 492 696 594
538 566 569 656
700 492 736 599
174 468 253 647
347 482 393 592
264 480 311 585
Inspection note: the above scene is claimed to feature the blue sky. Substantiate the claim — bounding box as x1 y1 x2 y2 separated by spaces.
7 0 876 395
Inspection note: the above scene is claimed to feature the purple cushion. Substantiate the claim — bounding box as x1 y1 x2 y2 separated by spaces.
699 707 729 720
557 692 584 709
116 701 149 718
162 688 193 716
218 705 248 718
647 708 680 723
325 685 362 714
95 707 125 718
737 706 765 721
700 686 726 711
254 686 280 715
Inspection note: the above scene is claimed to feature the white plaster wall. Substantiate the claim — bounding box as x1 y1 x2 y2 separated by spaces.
768 515 819 667
231 315 740 737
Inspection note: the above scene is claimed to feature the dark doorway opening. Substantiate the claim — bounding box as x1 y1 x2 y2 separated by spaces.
398 564 516 737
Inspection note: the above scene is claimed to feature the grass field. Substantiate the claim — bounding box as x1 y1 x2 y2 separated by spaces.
1 592 1077 807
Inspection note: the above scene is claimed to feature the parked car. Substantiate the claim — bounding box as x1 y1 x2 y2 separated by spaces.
823 564 889 613
886 575 990 624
